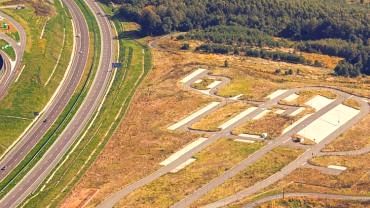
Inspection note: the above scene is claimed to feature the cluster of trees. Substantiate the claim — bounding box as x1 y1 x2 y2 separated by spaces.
197 43 306 65
184 26 287 48
103 0 370 77
297 39 370 76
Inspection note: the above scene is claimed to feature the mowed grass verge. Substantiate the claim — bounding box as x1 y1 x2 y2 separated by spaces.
193 146 303 207
21 16 152 207
0 0 101 199
117 139 263 208
0 2 73 154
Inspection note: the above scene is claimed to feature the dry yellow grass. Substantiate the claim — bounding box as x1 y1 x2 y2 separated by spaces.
343 98 361 110
232 112 295 138
116 139 263 208
191 102 250 131
258 197 370 208
191 78 215 90
193 146 303 207
323 114 370 152
300 51 343 69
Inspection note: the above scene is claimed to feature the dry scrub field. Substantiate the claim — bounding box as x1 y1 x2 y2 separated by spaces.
116 139 263 208
61 34 370 207
232 112 295 139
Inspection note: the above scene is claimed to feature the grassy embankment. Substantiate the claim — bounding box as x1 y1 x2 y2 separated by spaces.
21 5 152 208
0 0 102 198
118 139 263 207
0 2 72 155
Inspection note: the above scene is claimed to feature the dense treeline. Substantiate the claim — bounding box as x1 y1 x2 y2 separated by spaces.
108 0 369 43
185 26 288 48
184 25 370 76
103 0 370 76
297 40 370 76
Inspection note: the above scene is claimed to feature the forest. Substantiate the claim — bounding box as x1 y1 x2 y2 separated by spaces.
102 0 369 76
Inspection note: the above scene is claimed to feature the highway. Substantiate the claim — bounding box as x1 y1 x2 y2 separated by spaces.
0 0 89 184
0 0 114 207
0 10 26 100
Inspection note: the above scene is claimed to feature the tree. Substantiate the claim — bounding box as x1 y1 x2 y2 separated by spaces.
180 43 190 50
224 59 229 68
141 7 162 35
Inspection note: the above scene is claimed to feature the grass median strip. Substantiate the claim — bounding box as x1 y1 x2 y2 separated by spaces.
20 14 152 208
0 0 101 199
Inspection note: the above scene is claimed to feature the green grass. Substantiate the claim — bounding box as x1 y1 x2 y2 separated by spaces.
0 2 73 154
20 6 152 208
7 31 20 42
0 39 16 60
0 0 102 199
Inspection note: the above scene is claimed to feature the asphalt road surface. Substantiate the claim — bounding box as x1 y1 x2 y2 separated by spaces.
0 0 114 207
243 192 370 208
0 10 26 100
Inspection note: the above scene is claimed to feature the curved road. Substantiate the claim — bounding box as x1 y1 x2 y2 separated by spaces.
243 192 370 208
0 0 89 184
0 10 26 100
0 0 114 207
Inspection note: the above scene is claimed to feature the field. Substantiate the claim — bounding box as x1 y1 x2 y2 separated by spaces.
193 146 303 207
259 198 370 208
232 112 295 139
116 139 263 208
0 1 73 155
